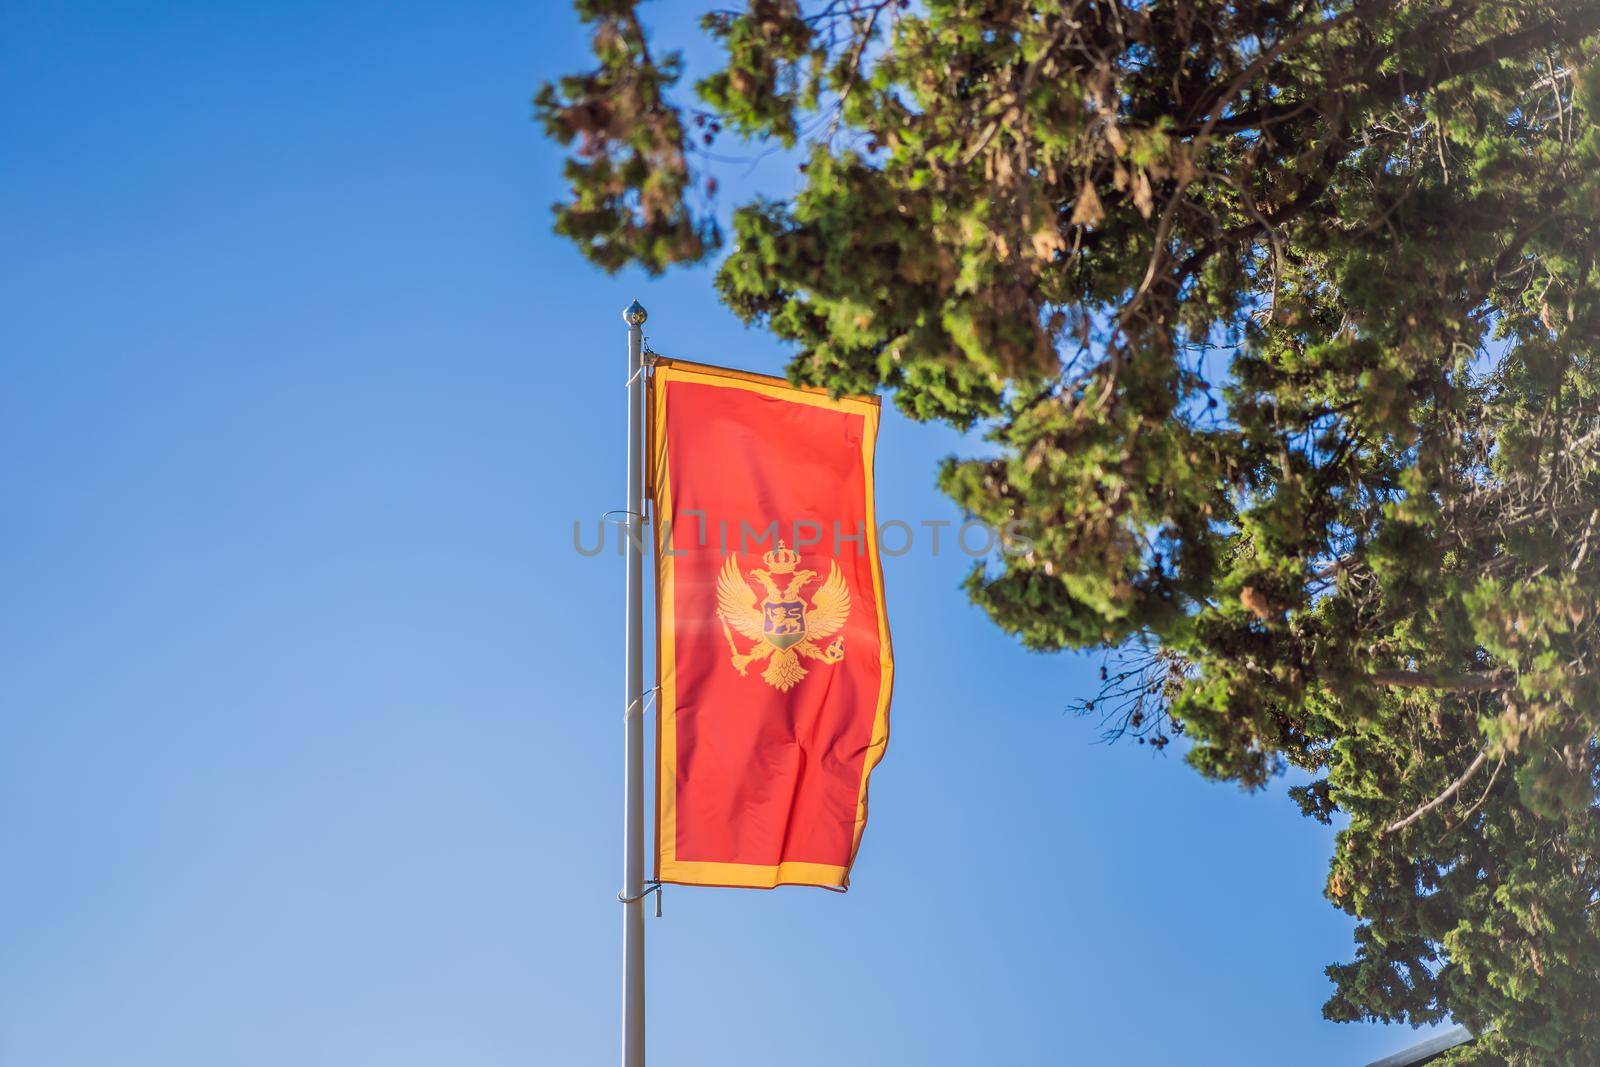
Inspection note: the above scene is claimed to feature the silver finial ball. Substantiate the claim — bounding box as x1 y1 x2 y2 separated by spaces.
623 300 648 327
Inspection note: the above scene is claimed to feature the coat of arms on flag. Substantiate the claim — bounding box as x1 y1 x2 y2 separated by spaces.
715 541 849 692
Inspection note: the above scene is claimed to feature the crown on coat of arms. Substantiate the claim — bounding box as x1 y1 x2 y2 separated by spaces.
762 541 801 574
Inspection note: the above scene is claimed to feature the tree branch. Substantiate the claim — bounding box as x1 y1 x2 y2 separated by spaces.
1445 757 1505 834
1384 748 1490 834
1366 668 1515 692
1195 3 1600 136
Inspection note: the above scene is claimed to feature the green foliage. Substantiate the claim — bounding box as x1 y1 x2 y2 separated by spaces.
535 1 717 271
541 2 1600 1058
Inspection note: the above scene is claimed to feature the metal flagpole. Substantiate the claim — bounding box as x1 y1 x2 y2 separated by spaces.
621 299 648 1067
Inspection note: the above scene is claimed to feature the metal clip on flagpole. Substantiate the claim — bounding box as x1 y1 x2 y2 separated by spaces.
623 685 659 721
620 300 648 1067
618 881 664 918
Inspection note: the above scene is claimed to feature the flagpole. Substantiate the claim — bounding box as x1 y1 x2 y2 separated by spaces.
621 299 648 1067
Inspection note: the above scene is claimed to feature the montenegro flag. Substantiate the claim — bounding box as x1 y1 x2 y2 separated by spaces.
648 359 893 890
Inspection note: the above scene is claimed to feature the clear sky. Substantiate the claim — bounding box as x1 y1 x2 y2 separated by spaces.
1 3 1438 1064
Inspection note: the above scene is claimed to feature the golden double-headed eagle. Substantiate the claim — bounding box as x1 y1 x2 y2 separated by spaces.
716 541 850 692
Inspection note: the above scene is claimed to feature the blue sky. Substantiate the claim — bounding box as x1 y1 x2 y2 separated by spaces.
1 3 1437 1064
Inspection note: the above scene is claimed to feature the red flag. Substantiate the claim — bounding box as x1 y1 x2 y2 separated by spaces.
649 359 893 889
